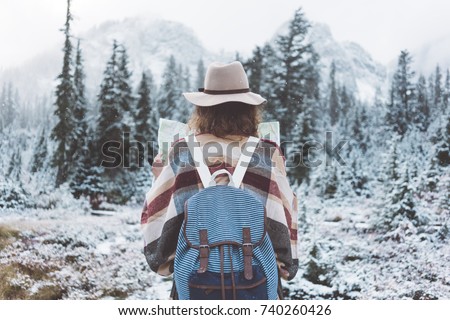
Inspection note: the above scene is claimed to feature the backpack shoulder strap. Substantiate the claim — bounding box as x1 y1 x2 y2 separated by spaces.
232 136 260 188
186 134 211 188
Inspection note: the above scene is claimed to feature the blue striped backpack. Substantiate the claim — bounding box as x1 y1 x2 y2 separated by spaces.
174 135 279 300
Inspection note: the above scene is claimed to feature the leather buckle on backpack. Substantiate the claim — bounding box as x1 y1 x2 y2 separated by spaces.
198 229 210 273
242 228 254 280
199 244 210 256
198 244 210 273
242 242 254 280
242 243 253 253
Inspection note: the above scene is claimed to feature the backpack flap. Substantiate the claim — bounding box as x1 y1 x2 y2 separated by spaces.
184 186 266 248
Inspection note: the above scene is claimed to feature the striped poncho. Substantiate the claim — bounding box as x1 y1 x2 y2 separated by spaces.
140 134 299 282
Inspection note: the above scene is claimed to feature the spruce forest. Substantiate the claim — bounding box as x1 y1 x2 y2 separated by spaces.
0 1 448 299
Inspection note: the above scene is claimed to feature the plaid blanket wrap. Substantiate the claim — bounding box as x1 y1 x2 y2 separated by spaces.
140 134 299 280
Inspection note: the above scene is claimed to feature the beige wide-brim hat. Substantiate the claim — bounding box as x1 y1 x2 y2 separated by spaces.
183 61 267 107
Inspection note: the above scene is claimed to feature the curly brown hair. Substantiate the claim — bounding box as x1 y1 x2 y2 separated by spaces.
187 102 263 138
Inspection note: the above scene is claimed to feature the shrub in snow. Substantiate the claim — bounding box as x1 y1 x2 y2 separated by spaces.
0 179 31 209
382 219 418 242
379 165 425 232
32 183 90 212
303 243 337 287
312 165 339 200
436 223 449 242
436 173 449 215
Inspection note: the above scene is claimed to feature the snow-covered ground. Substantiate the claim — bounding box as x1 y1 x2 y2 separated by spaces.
290 194 450 300
1 195 448 300
0 205 172 300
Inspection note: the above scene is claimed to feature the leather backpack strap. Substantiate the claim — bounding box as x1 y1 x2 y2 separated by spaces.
242 227 253 280
197 229 209 273
187 134 212 188
232 136 259 188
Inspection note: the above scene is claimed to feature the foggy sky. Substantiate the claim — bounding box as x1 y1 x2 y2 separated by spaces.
1 0 449 70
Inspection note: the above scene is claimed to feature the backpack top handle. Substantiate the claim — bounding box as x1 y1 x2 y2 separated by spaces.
187 134 260 189
209 169 235 187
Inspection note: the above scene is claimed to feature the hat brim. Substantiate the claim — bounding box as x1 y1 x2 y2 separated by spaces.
183 92 267 107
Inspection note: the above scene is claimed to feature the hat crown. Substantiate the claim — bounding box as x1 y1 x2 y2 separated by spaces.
204 61 249 91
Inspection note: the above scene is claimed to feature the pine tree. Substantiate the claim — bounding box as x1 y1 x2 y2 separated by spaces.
133 165 152 204
259 43 279 122
70 130 104 204
69 39 89 180
96 41 138 203
386 50 416 135
172 64 192 123
434 65 442 106
95 41 131 207
15 90 27 129
7 148 22 181
436 175 449 216
384 137 400 188
135 72 153 143
385 82 397 131
372 86 385 128
290 107 316 183
30 128 48 173
96 40 122 172
73 39 87 135
148 106 160 151
322 165 338 199
424 157 440 194
428 73 435 108
337 158 355 198
381 165 418 230
245 46 264 94
69 144 90 200
269 8 320 183
196 59 205 89
339 85 352 121
158 55 181 120
328 61 339 126
0 85 5 132
414 75 430 131
433 114 450 167
303 50 321 102
51 0 76 187
443 69 450 110
180 65 192 122
273 8 320 143
245 43 292 123
182 65 191 92
134 71 155 167
351 105 368 152
84 165 105 209
0 83 17 128
349 157 369 197
117 44 135 134
132 78 154 204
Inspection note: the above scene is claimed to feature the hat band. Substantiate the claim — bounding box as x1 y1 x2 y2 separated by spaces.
198 88 250 95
